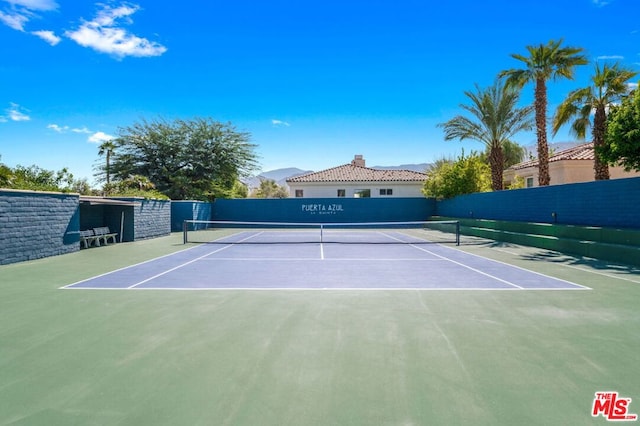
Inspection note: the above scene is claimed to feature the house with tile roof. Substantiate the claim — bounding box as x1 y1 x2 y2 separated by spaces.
503 142 640 188
286 155 428 198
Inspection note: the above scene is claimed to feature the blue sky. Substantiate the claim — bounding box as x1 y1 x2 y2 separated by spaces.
1 0 639 184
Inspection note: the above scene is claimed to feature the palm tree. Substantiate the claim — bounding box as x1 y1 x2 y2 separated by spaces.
97 140 117 185
499 39 588 186
552 62 638 180
438 79 535 190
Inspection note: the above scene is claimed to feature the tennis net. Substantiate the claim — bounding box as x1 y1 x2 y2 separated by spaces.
182 220 460 245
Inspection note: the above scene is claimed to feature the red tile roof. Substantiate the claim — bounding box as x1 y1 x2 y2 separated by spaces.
286 163 427 183
508 142 595 171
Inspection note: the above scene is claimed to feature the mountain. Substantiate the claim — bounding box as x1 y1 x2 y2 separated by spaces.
244 168 312 190
521 142 582 160
259 168 312 182
371 163 432 173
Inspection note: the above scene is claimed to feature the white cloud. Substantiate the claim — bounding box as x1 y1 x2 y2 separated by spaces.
65 3 167 59
597 55 624 60
4 0 58 11
272 119 291 127
0 9 29 30
592 0 612 6
48 124 109 141
6 102 30 121
47 123 69 132
88 131 115 143
32 29 60 45
72 126 91 134
0 0 58 31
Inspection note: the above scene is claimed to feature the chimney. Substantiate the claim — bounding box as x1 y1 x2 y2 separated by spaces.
351 155 366 167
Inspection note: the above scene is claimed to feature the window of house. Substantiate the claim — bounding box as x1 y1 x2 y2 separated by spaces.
526 177 534 188
354 189 371 198
379 188 393 196
295 189 304 198
337 189 346 197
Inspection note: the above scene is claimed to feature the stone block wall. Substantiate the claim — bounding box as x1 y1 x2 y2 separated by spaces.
0 189 79 265
114 198 171 240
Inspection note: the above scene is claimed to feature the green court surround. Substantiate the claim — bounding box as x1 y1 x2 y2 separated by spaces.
1 233 639 425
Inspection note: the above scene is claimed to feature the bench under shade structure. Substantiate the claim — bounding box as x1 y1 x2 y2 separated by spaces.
80 227 119 249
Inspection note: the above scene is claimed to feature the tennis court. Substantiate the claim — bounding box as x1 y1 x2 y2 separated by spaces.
63 222 587 291
2 227 639 425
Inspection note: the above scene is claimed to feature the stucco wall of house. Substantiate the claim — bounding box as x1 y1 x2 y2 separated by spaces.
504 161 640 187
287 182 425 198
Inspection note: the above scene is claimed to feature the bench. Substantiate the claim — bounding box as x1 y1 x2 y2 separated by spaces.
93 227 119 245
79 230 100 249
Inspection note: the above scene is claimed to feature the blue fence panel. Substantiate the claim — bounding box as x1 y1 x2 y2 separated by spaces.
212 198 436 223
171 201 213 231
437 177 640 228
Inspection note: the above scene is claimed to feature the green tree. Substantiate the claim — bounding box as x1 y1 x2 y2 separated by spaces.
438 79 534 190
553 62 638 180
0 157 12 187
501 140 527 169
103 175 169 199
500 39 588 186
478 140 526 173
422 151 491 199
600 88 640 171
97 140 117 184
252 179 289 198
230 180 248 199
109 117 259 200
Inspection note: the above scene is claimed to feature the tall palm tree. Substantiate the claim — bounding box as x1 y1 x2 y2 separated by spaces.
438 79 535 190
552 62 638 180
499 39 588 186
97 140 117 185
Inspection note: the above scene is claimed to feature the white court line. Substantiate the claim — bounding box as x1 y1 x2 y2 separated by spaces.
433 240 591 290
91 287 589 292
198 257 446 261
60 243 206 289
126 232 264 289
380 231 526 289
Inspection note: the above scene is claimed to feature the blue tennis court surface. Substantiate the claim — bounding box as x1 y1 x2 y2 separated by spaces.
63 230 589 291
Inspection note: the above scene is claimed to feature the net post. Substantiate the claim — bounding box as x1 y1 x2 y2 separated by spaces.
320 224 324 244
183 220 188 244
456 221 460 246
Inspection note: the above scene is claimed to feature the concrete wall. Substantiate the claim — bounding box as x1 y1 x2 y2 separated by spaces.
0 189 79 265
437 176 640 229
